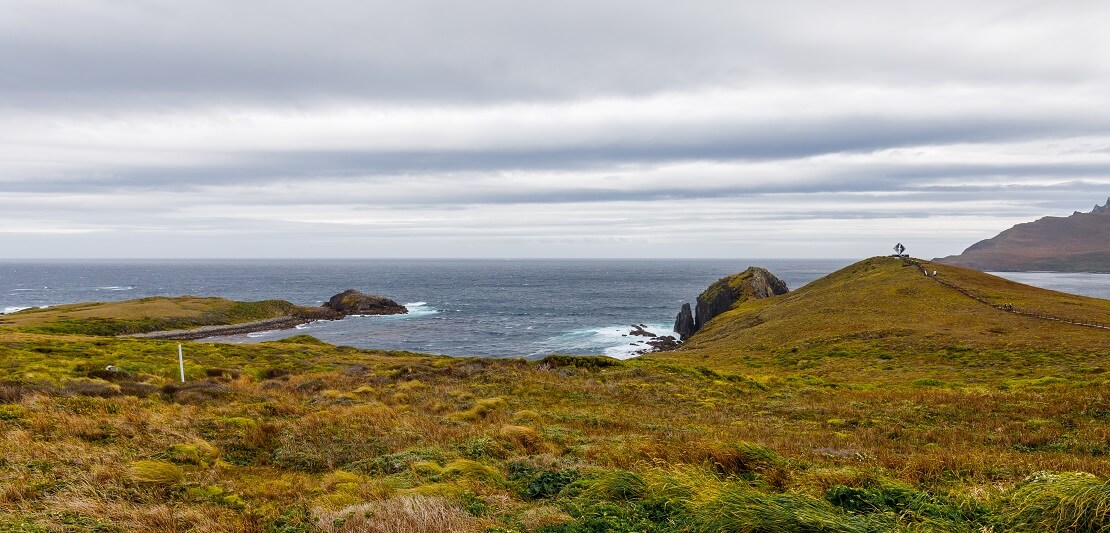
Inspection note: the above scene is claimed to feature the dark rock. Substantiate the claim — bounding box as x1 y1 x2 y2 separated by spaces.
1094 197 1110 215
694 267 789 332
629 325 656 337
324 289 408 316
674 303 695 340
646 335 681 351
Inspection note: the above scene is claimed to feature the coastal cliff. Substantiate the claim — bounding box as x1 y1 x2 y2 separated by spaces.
935 197 1110 273
673 267 789 340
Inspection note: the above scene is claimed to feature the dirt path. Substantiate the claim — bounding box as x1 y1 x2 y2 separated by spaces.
904 258 1109 331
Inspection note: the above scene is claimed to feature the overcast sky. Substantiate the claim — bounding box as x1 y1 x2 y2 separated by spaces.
1 0 1108 258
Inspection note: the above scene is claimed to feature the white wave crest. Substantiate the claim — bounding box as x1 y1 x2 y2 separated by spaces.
536 323 674 360
3 306 31 314
404 302 439 317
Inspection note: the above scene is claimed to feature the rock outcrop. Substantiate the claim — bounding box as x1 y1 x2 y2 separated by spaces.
1093 197 1109 215
673 303 696 340
324 289 408 316
935 197 1110 273
673 267 789 340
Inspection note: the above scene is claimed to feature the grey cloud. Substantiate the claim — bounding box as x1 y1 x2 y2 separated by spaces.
2 1 1109 258
5 111 1110 195
2 1 1108 110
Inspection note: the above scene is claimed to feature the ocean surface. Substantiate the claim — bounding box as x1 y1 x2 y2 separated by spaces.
1 260 1106 359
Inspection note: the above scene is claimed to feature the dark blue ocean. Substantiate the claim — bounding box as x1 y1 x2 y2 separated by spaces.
1 260 1106 358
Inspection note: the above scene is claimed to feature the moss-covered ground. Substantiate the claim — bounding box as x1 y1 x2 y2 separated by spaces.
1 257 1108 531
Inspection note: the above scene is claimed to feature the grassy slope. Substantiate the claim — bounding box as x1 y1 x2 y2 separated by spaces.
1 260 1110 531
0 296 322 336
657 257 1109 382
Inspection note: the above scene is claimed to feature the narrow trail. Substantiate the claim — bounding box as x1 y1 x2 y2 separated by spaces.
901 258 1110 332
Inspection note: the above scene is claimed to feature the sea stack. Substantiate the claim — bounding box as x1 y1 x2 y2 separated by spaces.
323 289 408 316
674 303 696 340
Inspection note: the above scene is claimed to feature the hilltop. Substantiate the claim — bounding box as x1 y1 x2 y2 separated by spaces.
934 197 1110 272
656 256 1109 379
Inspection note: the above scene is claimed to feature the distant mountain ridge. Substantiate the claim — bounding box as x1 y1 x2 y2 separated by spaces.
934 197 1110 273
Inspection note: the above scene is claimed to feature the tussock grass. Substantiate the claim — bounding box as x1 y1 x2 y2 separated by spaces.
1000 471 1110 531
317 495 486 532
128 460 183 485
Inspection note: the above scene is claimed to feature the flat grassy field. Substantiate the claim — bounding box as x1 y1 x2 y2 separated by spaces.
0 258 1108 531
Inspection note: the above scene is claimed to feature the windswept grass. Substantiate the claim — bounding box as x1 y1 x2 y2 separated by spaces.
1 257 1109 530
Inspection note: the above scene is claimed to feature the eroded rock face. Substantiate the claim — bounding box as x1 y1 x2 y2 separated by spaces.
674 303 696 340
324 289 408 316
1093 197 1109 215
674 267 789 340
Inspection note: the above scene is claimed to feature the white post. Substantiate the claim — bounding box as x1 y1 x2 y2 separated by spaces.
178 344 185 382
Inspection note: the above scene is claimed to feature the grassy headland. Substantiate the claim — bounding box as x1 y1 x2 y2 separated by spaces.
0 296 329 337
1 257 1108 531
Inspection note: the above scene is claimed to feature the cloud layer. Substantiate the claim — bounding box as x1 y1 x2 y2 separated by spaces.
1 1 1108 258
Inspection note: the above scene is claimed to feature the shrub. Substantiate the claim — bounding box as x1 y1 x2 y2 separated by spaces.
826 481 986 528
539 355 622 370
63 378 120 397
129 460 183 485
523 470 580 500
457 437 507 460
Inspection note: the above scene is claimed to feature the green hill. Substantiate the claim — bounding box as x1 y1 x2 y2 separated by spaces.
655 257 1109 380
